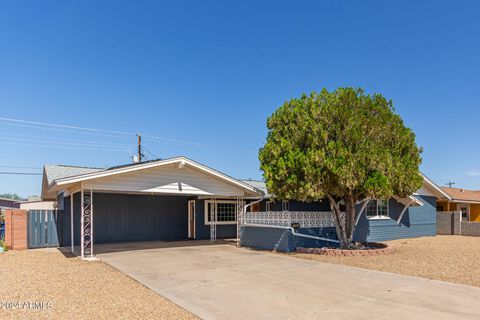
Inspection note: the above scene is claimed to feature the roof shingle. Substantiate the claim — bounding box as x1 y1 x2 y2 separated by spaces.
441 187 480 202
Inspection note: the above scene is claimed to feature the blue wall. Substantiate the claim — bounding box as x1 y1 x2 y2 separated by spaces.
240 195 437 252
63 193 240 245
354 195 436 242
64 193 190 245
240 226 337 252
194 199 237 240
62 193 81 246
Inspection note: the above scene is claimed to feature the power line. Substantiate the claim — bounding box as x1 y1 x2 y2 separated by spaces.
0 136 133 150
143 147 159 159
0 141 131 153
0 132 132 148
0 121 133 140
0 116 131 135
0 116 215 147
0 172 42 175
0 165 42 170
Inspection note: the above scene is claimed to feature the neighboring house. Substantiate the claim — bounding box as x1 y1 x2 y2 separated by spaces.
437 187 480 221
20 200 56 211
0 197 21 210
39 156 449 255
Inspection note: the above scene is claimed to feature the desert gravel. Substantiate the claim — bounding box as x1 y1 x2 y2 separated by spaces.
0 249 198 320
293 235 480 287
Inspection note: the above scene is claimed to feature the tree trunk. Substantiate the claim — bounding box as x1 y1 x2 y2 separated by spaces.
344 195 356 246
326 193 357 249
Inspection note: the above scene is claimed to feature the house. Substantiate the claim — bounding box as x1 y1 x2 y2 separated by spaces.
0 197 22 219
0 197 21 211
41 157 263 258
240 174 449 252
20 200 56 210
436 187 480 221
39 156 448 256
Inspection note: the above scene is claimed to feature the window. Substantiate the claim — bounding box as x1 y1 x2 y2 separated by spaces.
266 201 272 212
282 200 289 211
366 199 389 219
205 200 243 225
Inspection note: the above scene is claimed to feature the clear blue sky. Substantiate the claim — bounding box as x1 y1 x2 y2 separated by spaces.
0 1 479 197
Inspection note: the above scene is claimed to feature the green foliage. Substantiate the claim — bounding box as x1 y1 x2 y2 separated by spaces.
259 88 423 247
0 240 7 252
0 193 23 200
259 87 423 202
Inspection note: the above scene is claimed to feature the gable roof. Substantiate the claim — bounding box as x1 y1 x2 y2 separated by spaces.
240 179 270 197
419 173 451 199
43 157 264 199
44 164 105 185
441 187 480 203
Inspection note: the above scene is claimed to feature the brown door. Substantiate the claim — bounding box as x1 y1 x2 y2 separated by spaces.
188 200 195 239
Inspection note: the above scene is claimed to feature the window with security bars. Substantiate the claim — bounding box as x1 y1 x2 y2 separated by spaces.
205 201 238 224
366 199 389 218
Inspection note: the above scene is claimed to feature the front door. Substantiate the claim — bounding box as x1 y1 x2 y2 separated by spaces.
188 200 196 239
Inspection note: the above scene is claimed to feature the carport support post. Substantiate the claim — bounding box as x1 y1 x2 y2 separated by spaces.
80 189 94 260
70 193 74 253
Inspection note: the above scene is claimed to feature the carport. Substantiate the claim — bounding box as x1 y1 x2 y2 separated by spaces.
41 157 263 259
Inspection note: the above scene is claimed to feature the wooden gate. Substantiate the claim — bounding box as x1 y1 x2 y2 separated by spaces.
27 210 63 248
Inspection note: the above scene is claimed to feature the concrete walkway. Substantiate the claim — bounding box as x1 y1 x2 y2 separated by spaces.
96 241 480 320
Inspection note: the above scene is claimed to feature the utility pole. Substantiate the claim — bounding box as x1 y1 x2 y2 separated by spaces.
137 134 142 163
445 180 455 188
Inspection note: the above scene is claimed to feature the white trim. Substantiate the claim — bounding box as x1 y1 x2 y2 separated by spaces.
448 199 480 204
421 173 451 199
266 200 272 212
396 198 414 224
367 216 391 220
188 200 196 239
49 157 262 196
80 189 84 259
366 199 390 220
282 200 289 211
204 199 245 225
355 199 370 226
70 191 75 253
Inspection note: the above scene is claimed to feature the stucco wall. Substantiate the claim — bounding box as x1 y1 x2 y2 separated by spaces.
469 204 480 221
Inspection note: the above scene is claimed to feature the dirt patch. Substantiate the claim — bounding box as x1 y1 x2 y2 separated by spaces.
0 249 198 320
293 235 480 287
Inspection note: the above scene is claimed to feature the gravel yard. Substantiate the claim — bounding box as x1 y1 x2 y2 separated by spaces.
293 235 480 287
0 249 197 320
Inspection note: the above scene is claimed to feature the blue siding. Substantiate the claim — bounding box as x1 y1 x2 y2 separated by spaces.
93 193 189 243
194 199 237 240
241 196 437 252
354 195 436 242
65 193 190 245
62 193 82 247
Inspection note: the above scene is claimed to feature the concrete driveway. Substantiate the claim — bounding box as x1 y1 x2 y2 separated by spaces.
96 241 480 320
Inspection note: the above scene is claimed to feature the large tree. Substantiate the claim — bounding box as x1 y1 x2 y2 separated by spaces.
259 87 423 248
